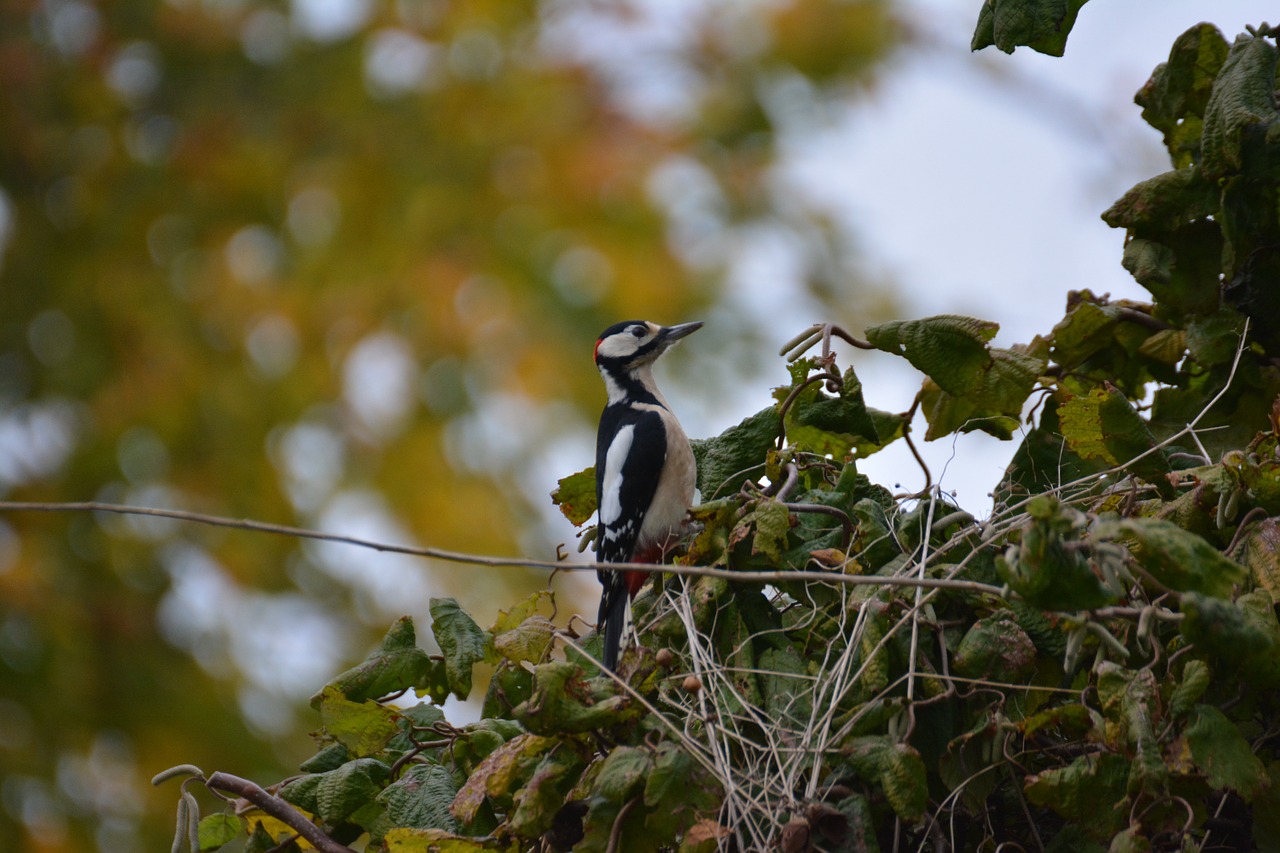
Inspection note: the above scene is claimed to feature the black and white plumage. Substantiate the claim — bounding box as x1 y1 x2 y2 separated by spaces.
593 319 702 670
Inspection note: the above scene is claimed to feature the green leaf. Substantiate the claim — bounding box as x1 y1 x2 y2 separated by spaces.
1200 31 1280 180
792 366 880 445
996 397 1102 508
312 616 436 708
197 813 243 850
1185 307 1249 367
1168 659 1211 718
570 748 659 853
939 716 1001 811
513 661 639 734
1179 591 1276 660
300 743 353 774
1095 663 1165 795
551 467 596 526
777 363 886 459
1058 385 1171 495
593 746 653 803
280 757 390 824
758 647 813 725
1119 223 1223 317
690 406 778 499
315 686 402 757
377 764 460 832
951 611 1037 683
493 616 555 664
243 821 276 853
645 742 720 816
430 598 494 700
865 315 998 396
1050 300 1120 367
509 747 587 838
840 736 927 822
997 499 1113 610
1102 167 1221 233
1134 24 1230 163
384 827 503 852
1096 517 1244 597
881 743 928 822
750 498 791 564
1241 517 1280 601
490 590 553 635
1024 752 1129 836
971 0 1090 57
1185 705 1268 799
918 346 1045 441
450 733 556 825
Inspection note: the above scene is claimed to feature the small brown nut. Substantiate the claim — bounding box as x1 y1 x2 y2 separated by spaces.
682 675 702 693
655 648 675 667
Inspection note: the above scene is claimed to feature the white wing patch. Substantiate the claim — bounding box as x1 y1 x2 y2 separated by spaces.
599 424 635 526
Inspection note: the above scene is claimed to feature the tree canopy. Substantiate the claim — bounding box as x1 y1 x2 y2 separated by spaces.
0 1 897 849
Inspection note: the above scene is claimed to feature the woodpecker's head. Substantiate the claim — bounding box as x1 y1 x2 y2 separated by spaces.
594 320 704 373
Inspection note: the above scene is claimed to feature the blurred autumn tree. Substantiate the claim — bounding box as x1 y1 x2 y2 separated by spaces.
0 0 898 849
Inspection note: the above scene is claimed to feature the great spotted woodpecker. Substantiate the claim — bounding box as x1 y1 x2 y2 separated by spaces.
593 320 702 670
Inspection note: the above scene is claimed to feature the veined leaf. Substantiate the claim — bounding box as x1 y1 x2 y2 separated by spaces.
1024 752 1129 836
1103 167 1220 233
1180 592 1276 660
311 617 437 708
450 733 556 825
430 598 495 700
513 661 638 734
1059 385 1171 495
490 590 554 635
1095 517 1244 597
1200 31 1280 179
314 686 401 757
865 315 998 397
551 467 596 526
952 611 1036 683
749 498 791 564
971 0 1090 57
197 813 243 849
279 757 390 825
918 346 1045 441
690 406 777 499
509 748 588 839
385 827 510 852
1185 705 1268 799
378 764 460 832
493 615 556 664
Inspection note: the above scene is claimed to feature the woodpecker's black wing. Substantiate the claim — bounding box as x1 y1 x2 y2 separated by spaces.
595 404 666 669
595 405 666 564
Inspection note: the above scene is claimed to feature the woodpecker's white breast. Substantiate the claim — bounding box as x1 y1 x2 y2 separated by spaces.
635 403 696 549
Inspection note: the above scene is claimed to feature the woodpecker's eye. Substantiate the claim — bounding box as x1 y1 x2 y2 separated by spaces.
631 327 646 338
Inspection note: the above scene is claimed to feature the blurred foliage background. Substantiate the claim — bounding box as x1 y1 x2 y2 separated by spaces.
0 0 900 848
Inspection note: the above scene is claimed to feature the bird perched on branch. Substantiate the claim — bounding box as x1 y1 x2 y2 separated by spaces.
593 319 702 670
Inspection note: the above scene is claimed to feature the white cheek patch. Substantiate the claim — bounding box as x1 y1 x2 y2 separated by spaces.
599 424 635 525
596 335 638 360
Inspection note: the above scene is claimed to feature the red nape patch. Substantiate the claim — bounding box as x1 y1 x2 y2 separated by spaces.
593 338 602 363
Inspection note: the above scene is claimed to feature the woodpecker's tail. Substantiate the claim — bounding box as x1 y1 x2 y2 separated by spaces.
598 575 630 671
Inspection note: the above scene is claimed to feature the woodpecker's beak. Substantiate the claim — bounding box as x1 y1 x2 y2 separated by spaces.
659 321 704 346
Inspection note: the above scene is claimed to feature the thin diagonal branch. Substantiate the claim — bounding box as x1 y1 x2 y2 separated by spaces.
0 500 1005 596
